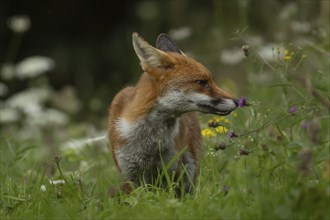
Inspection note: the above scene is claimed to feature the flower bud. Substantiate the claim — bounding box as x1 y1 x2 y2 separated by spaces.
228 130 238 138
7 15 31 33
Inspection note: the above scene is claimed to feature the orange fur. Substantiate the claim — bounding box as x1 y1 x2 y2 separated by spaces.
108 33 237 196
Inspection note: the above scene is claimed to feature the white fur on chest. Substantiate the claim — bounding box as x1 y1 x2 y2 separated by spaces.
114 112 180 180
116 113 179 143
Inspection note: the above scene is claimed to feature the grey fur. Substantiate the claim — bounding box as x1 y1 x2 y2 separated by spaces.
115 109 191 187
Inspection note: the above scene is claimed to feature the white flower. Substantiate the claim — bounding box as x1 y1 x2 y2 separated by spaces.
0 105 20 123
5 87 69 127
40 185 47 192
7 87 49 114
26 108 69 127
290 21 311 33
169 27 192 41
15 56 55 79
42 109 69 126
258 44 277 61
61 135 107 152
220 47 245 65
49 179 65 185
7 15 31 33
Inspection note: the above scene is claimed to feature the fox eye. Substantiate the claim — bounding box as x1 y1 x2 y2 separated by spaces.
195 80 209 88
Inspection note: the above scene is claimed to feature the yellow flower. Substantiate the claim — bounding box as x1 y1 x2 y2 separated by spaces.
209 116 229 124
201 128 216 138
284 55 292 62
215 126 228 134
283 49 294 62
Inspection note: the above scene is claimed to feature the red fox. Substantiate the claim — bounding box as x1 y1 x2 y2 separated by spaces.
108 33 238 196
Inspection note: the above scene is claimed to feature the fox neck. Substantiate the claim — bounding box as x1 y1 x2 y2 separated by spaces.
117 72 182 147
116 100 180 157
123 73 180 122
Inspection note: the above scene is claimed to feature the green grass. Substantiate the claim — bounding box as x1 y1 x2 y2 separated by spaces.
1 121 329 220
1 35 330 219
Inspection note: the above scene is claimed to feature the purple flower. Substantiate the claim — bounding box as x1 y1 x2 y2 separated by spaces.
239 148 249 156
228 130 238 138
223 185 230 196
238 97 247 108
301 120 308 130
288 106 298 114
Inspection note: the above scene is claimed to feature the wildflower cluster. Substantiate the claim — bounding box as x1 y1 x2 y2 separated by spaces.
272 47 306 64
201 116 229 138
0 15 81 141
201 128 216 138
283 49 294 62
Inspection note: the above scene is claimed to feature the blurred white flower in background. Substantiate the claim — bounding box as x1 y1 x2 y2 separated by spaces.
61 135 107 152
49 179 66 185
40 185 47 192
290 21 311 33
1 14 74 141
0 106 20 123
258 44 277 61
5 87 69 127
169 27 192 41
220 47 245 65
15 56 55 79
7 87 49 114
1 56 55 80
7 15 31 33
26 109 69 127
40 179 66 192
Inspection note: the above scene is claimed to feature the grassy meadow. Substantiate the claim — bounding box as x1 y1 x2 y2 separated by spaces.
1 30 330 219
1 2 330 219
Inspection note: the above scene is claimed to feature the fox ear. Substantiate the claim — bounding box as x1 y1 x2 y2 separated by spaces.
156 33 183 54
132 32 175 74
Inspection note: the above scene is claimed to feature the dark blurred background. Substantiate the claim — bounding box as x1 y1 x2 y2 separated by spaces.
1 0 329 131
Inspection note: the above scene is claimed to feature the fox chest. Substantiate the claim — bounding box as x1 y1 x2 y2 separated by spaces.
114 116 180 179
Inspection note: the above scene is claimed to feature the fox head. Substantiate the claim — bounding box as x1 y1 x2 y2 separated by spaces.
132 32 238 116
